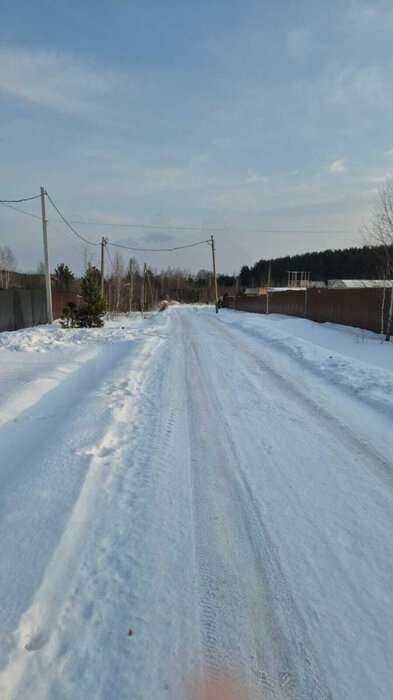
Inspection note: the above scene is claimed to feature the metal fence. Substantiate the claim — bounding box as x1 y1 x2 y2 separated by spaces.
222 287 392 335
0 290 83 332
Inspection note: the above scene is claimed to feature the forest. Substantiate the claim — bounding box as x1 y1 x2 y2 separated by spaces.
239 243 393 288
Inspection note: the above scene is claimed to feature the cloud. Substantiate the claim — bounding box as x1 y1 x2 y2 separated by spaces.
143 164 224 193
348 4 379 24
0 46 125 115
316 63 392 110
143 230 174 244
144 167 194 192
244 169 299 185
244 170 268 184
364 173 392 183
348 3 393 28
328 159 346 173
385 149 393 156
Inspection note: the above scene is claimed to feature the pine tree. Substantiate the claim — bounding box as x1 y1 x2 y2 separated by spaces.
77 265 106 328
54 263 75 292
60 301 78 328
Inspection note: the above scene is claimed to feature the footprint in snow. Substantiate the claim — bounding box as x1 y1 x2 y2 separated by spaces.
24 631 47 652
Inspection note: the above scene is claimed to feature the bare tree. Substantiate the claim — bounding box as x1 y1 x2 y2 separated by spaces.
366 181 393 274
82 243 96 271
365 180 393 340
0 246 17 288
109 251 125 314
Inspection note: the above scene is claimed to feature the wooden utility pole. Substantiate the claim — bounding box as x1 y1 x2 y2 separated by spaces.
129 258 134 313
267 260 271 288
210 235 219 313
40 187 53 324
141 262 147 313
147 268 154 308
100 237 106 296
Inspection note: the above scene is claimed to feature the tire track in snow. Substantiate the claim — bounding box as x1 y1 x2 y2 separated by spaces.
204 313 393 502
182 314 332 699
0 334 164 698
1 313 202 700
184 309 393 700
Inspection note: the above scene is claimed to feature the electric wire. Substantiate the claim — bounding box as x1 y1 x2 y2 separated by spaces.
50 222 89 256
0 194 41 203
48 229 86 275
0 195 210 253
45 192 101 246
57 218 358 235
0 194 358 236
108 239 210 252
105 244 117 274
1 190 360 262
0 201 42 219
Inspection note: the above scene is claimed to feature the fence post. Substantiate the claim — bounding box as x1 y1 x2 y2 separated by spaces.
386 286 393 341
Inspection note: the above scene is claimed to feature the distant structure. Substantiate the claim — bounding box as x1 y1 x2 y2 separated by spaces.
287 271 311 288
309 280 326 288
328 279 393 289
244 287 266 296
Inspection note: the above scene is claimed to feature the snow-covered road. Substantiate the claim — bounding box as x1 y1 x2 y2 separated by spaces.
1 307 393 699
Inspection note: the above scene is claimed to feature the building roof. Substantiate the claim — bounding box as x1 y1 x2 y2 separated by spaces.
244 287 266 296
328 279 393 289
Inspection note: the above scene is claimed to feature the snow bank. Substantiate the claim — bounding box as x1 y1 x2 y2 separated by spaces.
0 313 163 353
0 313 166 426
218 310 393 417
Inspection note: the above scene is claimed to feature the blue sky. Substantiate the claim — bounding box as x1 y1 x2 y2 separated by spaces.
1 0 393 274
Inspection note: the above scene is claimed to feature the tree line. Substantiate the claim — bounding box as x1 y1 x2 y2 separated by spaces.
0 253 237 311
239 243 393 288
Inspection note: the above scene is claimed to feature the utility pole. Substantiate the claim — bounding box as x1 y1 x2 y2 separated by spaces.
100 237 107 297
267 260 271 289
210 235 219 313
40 187 53 324
141 262 146 313
147 268 154 308
129 258 134 313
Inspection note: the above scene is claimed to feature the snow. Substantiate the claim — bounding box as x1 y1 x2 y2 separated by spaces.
328 279 393 289
0 307 392 699
219 310 393 416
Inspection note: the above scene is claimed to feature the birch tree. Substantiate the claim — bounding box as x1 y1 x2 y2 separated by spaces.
366 180 393 340
0 246 17 288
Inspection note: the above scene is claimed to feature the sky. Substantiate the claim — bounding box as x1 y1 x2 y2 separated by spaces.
1 0 393 276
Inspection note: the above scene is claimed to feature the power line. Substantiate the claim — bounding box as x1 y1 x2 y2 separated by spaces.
49 222 88 256
45 192 101 246
0 195 211 252
105 244 117 274
108 239 210 253
58 217 358 235
0 190 361 243
0 195 358 236
0 201 42 219
67 219 228 231
0 194 41 203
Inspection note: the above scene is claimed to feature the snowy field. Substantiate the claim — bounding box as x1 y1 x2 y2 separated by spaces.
0 306 392 699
